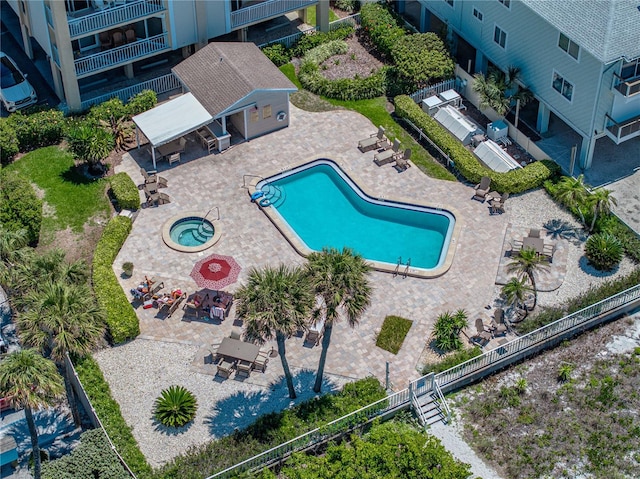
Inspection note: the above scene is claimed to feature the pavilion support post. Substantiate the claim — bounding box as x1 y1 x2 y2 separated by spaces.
152 148 157 169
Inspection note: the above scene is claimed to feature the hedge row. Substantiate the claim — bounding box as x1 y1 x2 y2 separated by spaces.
0 169 43 245
394 95 560 193
74 355 151 477
153 377 387 478
92 215 139 343
110 172 140 211
301 39 349 67
359 2 407 58
0 109 66 162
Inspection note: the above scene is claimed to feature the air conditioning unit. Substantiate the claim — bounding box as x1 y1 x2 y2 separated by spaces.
421 95 445 116
487 120 508 141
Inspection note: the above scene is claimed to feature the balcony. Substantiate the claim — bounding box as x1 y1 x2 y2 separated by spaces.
613 73 640 97
74 33 169 77
67 0 165 38
605 113 640 144
230 0 317 29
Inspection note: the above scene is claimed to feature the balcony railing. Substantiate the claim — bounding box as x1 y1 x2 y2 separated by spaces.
68 0 165 38
231 0 317 29
74 33 169 77
605 113 640 144
613 73 640 97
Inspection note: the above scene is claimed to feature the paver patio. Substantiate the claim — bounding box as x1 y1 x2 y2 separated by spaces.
115 104 511 390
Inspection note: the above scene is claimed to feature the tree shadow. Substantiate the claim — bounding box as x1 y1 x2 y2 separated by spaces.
578 256 620 277
543 219 587 244
203 369 339 437
60 164 104 185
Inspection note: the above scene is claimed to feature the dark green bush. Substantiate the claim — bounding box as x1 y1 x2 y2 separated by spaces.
359 2 406 58
376 315 413 354
422 347 483 375
0 119 19 163
42 428 130 479
335 0 360 13
5 109 66 151
154 385 198 428
261 43 292 67
596 215 640 263
88 97 129 124
391 33 455 91
126 89 157 117
290 24 355 58
153 377 386 478
92 215 139 343
74 355 151 477
394 95 560 193
0 169 43 245
585 232 624 271
110 172 140 211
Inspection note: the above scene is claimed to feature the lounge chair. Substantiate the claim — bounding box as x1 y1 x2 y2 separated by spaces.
473 176 492 202
373 139 401 166
143 281 164 302
167 293 186 318
140 168 168 187
470 317 492 346
489 192 509 214
393 148 412 172
358 126 389 152
147 192 171 207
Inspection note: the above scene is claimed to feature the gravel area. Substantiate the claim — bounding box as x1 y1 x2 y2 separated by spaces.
93 339 350 468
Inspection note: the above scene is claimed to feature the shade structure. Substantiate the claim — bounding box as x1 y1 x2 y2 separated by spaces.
190 253 241 290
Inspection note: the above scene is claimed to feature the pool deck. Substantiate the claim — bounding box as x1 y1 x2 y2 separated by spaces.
115 104 509 390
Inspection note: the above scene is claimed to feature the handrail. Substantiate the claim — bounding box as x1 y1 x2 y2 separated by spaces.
202 206 220 223
403 258 411 278
411 392 428 426
242 174 265 188
433 381 451 424
393 256 402 277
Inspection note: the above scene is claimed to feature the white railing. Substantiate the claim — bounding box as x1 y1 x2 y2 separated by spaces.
409 78 458 103
231 0 317 29
68 0 165 38
411 392 428 426
433 381 451 424
80 73 182 111
74 33 169 77
408 372 434 397
258 13 360 48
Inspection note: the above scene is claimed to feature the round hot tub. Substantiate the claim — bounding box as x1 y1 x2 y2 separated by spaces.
162 212 222 252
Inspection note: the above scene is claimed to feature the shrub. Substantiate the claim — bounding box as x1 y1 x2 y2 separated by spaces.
41 428 130 479
391 33 456 90
359 2 406 58
299 62 389 101
590 211 640 264
5 109 66 151
432 309 468 352
88 97 128 124
74 355 151 477
0 169 43 245
262 43 292 67
290 24 355 58
557 362 574 383
154 385 198 428
302 40 349 67
421 346 482 374
376 315 413 354
394 95 560 192
335 0 359 13
109 172 140 210
66 122 114 174
0 119 19 163
126 89 157 116
92 215 139 343
585 232 624 271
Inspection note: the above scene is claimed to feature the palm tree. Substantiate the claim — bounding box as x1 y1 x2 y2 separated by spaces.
305 247 372 393
554 175 589 227
501 277 533 321
473 66 533 117
236 265 314 399
589 187 617 232
0 349 64 479
506 248 549 310
17 280 105 425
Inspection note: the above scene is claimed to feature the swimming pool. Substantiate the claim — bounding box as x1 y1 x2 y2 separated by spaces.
254 159 458 277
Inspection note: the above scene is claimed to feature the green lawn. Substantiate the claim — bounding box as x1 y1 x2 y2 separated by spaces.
305 5 340 26
5 146 111 238
376 315 413 354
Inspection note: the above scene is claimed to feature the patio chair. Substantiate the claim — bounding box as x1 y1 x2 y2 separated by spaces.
216 359 235 379
373 139 401 166
528 228 541 238
167 293 186 318
112 31 125 48
470 317 492 346
491 308 508 336
236 360 252 378
168 152 181 166
393 148 412 172
252 351 269 372
125 28 136 43
99 31 113 50
473 176 492 202
489 192 509 214
230 329 242 340
140 168 167 187
358 126 389 152
147 192 171 207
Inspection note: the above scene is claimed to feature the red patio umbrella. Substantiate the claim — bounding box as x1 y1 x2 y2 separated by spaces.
190 253 241 290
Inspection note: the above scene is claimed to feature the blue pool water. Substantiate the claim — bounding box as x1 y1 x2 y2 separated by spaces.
257 160 455 270
170 217 215 247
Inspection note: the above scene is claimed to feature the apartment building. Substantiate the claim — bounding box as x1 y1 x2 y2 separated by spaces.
405 0 640 170
5 0 328 112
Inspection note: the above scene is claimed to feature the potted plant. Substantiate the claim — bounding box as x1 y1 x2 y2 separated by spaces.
122 262 134 277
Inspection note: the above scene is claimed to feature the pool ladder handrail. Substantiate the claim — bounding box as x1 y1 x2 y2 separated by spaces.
393 257 411 278
242 174 265 189
393 257 402 277
201 206 220 224
403 258 411 278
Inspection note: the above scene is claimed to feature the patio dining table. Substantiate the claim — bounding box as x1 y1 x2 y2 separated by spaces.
216 337 260 363
522 236 545 254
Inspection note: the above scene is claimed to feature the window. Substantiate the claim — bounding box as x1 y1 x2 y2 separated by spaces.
473 7 483 21
493 26 507 49
552 71 574 101
250 109 259 122
558 33 579 60
620 59 640 80
497 0 510 8
444 0 453 6
263 105 272 119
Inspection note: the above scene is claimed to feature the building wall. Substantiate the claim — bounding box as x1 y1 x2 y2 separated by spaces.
243 90 291 140
167 1 227 49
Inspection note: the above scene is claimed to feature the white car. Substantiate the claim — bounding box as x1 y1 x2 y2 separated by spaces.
0 52 38 112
